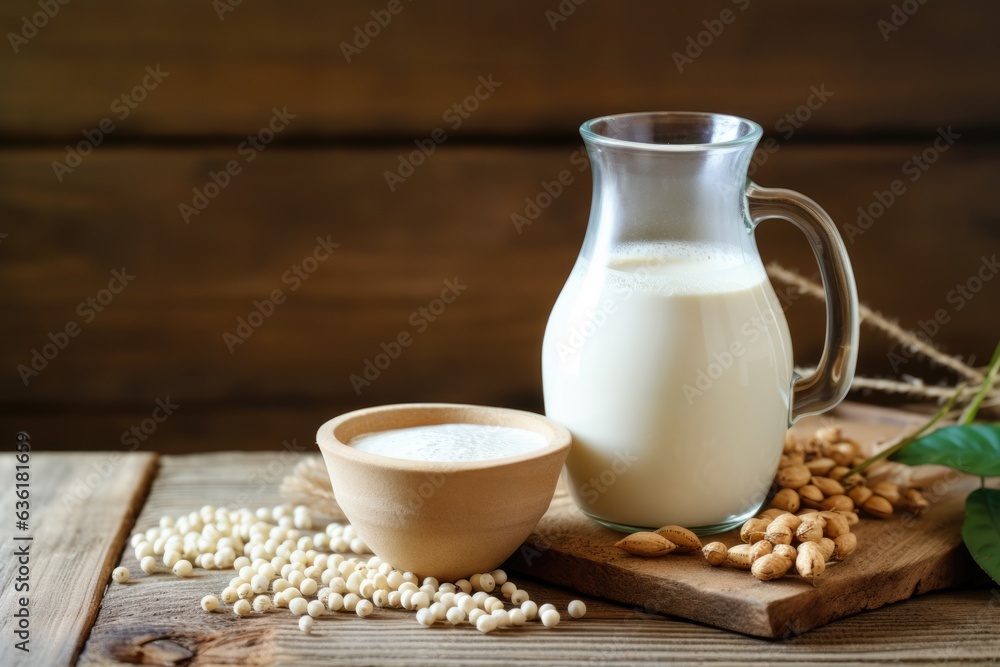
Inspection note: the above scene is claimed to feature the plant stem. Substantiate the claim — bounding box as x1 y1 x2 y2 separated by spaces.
846 338 1000 477
847 387 964 476
960 340 1000 426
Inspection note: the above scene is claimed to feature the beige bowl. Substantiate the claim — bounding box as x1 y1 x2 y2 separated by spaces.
316 403 571 581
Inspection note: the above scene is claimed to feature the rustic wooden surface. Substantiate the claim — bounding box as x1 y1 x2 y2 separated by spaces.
507 404 985 637
0 452 158 667
1 1 997 136
84 451 1000 665
0 448 992 666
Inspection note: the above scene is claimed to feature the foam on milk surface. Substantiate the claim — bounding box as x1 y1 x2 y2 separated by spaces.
349 423 547 462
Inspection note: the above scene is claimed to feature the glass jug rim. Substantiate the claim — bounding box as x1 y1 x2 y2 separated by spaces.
580 111 763 152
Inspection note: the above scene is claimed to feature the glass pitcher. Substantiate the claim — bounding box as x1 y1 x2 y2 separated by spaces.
542 112 859 534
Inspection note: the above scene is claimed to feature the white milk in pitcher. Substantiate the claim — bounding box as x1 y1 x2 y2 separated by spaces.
542 242 793 530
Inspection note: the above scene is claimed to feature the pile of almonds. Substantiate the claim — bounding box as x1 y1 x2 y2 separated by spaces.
773 424 928 520
708 507 856 582
614 424 932 584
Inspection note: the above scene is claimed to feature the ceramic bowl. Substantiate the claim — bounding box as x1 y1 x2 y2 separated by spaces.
316 403 571 581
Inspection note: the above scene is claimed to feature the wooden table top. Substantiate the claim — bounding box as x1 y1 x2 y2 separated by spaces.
2 451 997 666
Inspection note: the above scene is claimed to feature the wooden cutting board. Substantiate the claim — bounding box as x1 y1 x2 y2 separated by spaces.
504 402 983 638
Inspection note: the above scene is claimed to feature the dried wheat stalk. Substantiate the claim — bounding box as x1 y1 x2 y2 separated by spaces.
280 457 340 518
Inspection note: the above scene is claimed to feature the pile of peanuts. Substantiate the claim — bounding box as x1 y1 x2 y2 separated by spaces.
772 425 929 520
614 424 932 583
704 507 856 582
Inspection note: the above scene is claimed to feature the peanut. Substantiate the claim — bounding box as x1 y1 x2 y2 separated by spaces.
862 495 894 520
871 481 902 505
805 457 837 476
764 523 793 546
740 518 770 545
702 542 728 566
795 542 826 582
817 511 850 538
797 484 824 509
812 476 846 497
654 525 702 552
769 512 801 532
795 517 825 544
772 544 797 562
776 464 811 489
816 537 835 561
819 494 855 512
828 443 857 467
839 472 865 489
751 554 793 581
770 488 801 513
749 540 773 562
779 453 803 468
725 544 754 570
832 532 858 561
827 465 852 481
615 532 676 557
847 485 874 506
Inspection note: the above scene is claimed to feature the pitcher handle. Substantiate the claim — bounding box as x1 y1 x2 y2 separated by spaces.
746 183 860 423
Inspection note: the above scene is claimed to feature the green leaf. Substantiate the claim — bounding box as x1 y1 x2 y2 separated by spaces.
962 488 1000 586
889 424 1000 476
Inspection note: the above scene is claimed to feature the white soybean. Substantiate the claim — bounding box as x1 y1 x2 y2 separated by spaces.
568 600 587 619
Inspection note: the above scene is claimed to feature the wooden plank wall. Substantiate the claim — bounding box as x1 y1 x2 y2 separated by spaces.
1 1 998 453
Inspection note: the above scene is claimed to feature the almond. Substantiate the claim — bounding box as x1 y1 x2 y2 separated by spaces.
614 532 676 557
653 525 702 552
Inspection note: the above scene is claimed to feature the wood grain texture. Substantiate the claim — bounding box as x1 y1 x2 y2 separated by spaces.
78 450 1000 666
506 404 987 638
0 451 157 667
0 1 997 138
2 143 998 451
